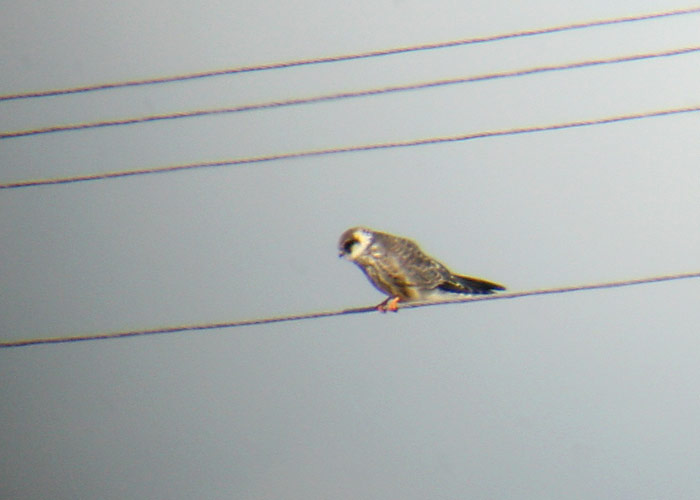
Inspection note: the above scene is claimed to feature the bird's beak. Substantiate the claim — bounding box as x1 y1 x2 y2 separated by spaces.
338 251 345 258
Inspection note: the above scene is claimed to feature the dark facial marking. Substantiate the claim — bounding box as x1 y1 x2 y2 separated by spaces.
342 238 357 254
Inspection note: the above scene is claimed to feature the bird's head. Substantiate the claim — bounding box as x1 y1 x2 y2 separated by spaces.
338 227 373 261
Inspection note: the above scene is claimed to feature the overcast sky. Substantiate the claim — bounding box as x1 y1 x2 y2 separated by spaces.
2 1 700 499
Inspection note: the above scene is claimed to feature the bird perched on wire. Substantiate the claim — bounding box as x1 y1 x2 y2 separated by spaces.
338 227 505 312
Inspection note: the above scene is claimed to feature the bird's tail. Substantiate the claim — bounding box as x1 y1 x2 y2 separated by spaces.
438 274 505 295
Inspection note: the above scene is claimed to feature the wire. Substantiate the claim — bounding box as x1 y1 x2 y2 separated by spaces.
1 6 699 102
1 104 699 190
2 271 698 349
3 45 698 141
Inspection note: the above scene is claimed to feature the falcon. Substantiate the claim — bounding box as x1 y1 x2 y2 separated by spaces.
338 227 505 312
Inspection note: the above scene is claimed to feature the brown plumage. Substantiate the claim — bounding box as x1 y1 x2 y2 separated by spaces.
338 227 504 311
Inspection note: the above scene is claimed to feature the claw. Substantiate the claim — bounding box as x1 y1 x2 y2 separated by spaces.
377 296 400 313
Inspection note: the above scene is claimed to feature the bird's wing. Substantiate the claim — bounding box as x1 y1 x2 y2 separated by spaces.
377 233 450 289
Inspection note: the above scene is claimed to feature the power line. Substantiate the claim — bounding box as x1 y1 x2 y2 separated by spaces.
3 45 698 141
1 6 699 102
1 104 699 190
2 271 698 349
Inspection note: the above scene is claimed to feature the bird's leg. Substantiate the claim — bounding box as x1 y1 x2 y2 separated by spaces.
386 297 400 312
377 296 400 313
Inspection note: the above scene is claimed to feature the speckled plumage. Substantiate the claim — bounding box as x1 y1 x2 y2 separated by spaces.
338 227 504 310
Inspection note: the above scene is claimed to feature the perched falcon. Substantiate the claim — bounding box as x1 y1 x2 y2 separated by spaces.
338 227 505 312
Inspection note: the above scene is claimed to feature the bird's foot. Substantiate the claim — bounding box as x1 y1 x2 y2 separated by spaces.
377 296 400 313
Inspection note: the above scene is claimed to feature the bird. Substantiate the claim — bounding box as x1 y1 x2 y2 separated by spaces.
338 227 505 312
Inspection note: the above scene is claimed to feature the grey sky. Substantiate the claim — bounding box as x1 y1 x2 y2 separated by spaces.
2 1 700 499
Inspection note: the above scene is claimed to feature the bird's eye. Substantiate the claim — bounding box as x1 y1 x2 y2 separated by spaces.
343 239 356 254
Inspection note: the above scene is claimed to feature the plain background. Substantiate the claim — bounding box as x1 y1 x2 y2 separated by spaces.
2 1 700 498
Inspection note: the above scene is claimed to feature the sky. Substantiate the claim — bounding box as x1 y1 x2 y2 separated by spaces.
1 1 700 499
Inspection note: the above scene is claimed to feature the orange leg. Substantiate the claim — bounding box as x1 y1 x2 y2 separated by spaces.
377 296 400 313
